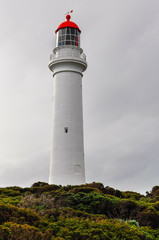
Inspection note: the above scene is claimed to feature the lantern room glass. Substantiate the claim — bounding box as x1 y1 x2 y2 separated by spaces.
56 27 80 47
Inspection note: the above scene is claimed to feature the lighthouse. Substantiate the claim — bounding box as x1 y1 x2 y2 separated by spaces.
49 13 87 185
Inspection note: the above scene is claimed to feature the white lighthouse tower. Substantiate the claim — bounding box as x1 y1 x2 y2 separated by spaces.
49 13 87 185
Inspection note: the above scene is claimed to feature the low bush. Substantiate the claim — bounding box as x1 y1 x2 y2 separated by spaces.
0 182 159 239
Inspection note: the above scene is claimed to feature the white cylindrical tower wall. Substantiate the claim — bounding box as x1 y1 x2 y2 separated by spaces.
50 71 85 185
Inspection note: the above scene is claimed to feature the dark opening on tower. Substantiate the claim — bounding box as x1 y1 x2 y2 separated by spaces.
64 127 68 133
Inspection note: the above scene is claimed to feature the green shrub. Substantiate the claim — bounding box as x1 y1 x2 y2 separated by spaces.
0 203 40 226
126 219 140 228
104 186 123 198
66 192 119 216
68 187 102 194
3 222 43 240
122 191 144 201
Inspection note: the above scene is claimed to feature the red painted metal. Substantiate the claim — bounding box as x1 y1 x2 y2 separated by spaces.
55 15 81 33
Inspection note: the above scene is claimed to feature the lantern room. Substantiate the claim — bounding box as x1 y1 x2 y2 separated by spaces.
55 15 81 47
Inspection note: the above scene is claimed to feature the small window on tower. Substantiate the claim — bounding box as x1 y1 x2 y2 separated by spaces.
64 127 68 133
74 165 81 174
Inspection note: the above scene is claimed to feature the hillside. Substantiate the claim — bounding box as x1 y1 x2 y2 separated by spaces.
0 182 159 239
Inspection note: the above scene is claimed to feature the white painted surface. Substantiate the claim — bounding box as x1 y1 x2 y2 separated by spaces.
49 46 87 185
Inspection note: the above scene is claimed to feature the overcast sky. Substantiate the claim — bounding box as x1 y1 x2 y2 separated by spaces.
0 0 159 194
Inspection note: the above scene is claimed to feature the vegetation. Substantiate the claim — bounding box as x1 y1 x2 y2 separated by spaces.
0 182 159 239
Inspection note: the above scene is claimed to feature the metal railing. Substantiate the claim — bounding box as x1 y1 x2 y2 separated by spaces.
50 50 86 61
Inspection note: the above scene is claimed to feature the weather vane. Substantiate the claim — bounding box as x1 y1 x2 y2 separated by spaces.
65 10 73 15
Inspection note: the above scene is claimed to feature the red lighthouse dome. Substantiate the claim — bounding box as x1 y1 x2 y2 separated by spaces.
55 15 81 33
55 14 81 47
